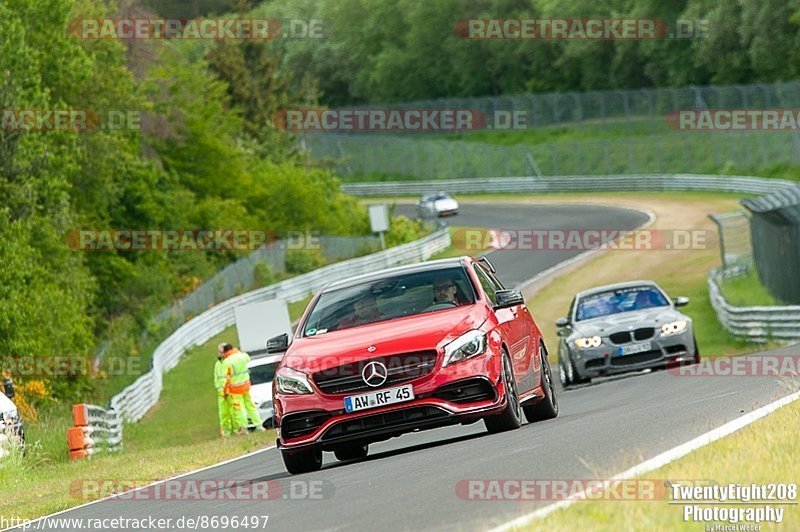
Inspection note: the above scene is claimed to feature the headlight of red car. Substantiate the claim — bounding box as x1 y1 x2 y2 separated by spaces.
442 330 488 367
276 367 314 395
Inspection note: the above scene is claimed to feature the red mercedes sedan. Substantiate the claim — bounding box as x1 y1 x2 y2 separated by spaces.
267 256 558 474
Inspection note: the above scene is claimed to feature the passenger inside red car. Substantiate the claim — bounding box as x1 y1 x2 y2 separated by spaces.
337 293 382 329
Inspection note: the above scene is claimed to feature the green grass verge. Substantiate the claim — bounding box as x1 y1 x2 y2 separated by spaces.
0 297 324 519
438 117 672 145
720 269 783 307
525 396 800 531
0 327 274 520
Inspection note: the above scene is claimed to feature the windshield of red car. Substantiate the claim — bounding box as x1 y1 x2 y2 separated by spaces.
301 267 475 336
575 286 669 321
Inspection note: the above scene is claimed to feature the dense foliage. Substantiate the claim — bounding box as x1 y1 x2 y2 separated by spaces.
247 0 800 105
0 0 368 404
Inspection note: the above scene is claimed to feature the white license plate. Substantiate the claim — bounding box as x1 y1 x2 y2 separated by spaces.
617 342 652 356
344 384 414 413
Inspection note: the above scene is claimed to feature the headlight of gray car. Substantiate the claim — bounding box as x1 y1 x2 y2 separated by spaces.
258 400 273 411
660 320 687 336
574 336 602 349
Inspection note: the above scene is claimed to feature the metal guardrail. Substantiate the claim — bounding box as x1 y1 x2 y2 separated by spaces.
108 228 452 423
708 268 800 342
68 403 123 460
342 174 797 197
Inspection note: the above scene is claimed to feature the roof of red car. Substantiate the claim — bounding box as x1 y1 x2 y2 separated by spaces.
322 256 474 292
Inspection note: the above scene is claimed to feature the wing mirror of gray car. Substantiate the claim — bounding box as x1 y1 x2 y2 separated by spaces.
494 289 524 309
673 296 690 307
266 333 289 354
555 316 570 328
3 377 15 399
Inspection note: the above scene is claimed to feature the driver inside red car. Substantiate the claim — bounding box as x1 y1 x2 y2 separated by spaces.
432 277 460 305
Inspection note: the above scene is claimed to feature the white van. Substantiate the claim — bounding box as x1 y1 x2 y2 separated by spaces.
246 354 281 429
1 378 24 446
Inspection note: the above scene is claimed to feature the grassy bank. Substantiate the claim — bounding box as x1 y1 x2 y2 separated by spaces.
0 327 274 520
525 395 800 531
720 269 783 307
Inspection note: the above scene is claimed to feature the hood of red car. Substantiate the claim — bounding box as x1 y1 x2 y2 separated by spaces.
283 305 488 374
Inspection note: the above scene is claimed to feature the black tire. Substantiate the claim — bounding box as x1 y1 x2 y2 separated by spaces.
693 334 701 363
281 447 323 475
333 443 369 462
484 351 523 434
524 344 559 422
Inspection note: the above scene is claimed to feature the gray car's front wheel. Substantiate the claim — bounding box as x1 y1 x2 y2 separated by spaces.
693 334 701 363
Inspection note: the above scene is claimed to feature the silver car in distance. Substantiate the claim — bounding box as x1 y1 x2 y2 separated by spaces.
556 280 699 386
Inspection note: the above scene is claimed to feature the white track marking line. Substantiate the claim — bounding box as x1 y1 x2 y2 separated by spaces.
488 389 800 532
14 445 276 529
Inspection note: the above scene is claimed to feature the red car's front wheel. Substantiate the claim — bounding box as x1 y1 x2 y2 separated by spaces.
281 447 323 474
484 351 523 434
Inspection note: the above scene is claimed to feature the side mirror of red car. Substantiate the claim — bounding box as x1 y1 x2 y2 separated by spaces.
494 289 524 309
267 333 290 354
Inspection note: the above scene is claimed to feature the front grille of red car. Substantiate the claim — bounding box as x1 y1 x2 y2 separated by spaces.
281 411 332 439
319 406 449 442
313 351 439 395
432 378 496 404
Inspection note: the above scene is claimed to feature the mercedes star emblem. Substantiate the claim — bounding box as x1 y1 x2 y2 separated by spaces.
362 361 388 387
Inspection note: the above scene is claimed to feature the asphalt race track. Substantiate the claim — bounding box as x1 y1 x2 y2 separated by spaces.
394 202 651 287
23 202 797 532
